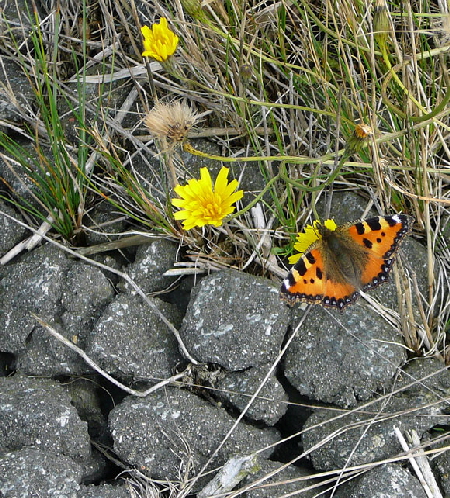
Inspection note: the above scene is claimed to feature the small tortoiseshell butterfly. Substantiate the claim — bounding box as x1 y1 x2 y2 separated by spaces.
280 214 414 310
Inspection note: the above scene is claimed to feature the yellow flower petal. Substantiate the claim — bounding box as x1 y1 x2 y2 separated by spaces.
288 218 336 261
171 167 243 230
214 166 229 193
324 219 337 231
200 167 213 191
141 18 179 62
227 190 244 205
288 253 302 265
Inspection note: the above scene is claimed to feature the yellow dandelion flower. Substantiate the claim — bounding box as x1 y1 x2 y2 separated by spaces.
141 18 179 62
288 219 337 264
172 167 244 230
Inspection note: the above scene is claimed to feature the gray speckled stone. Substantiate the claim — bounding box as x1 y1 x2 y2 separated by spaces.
121 238 179 294
77 483 130 497
0 55 35 124
0 201 28 256
302 359 450 471
334 463 427 497
180 270 290 370
0 447 82 498
0 244 70 352
284 300 407 408
433 448 450 496
109 387 279 489
241 459 325 497
11 253 114 376
86 293 182 381
60 262 115 335
215 368 288 425
0 375 90 460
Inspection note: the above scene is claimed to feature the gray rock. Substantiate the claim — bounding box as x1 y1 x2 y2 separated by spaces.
61 262 115 337
241 459 324 497
78 449 109 489
302 359 450 471
395 359 450 496
0 57 35 124
0 447 82 498
215 368 288 425
84 201 127 246
0 142 46 210
0 244 70 352
180 270 290 370
65 378 107 441
432 447 450 496
334 463 427 497
284 301 407 407
394 357 450 394
121 238 178 294
316 191 374 224
109 387 279 487
77 483 130 497
0 375 91 460
0 201 28 256
0 0 35 44
86 293 182 381
12 254 114 375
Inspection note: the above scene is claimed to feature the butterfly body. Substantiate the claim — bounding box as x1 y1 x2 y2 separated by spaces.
281 214 414 310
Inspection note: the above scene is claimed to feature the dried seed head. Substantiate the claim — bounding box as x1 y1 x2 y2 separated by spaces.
373 0 391 48
144 101 198 147
433 13 450 47
240 63 254 84
344 123 374 156
354 124 373 139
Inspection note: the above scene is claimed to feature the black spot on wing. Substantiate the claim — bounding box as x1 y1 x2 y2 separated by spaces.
285 272 297 287
367 218 382 231
385 215 397 227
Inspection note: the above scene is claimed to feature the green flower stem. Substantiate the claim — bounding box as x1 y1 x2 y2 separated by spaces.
379 45 450 126
184 140 364 224
183 141 335 165
144 58 157 101
228 174 281 220
159 137 178 191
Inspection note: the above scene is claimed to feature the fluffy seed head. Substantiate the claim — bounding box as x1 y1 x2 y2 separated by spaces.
144 101 198 147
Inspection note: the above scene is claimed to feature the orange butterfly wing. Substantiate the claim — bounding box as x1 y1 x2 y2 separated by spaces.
346 215 414 291
281 214 414 310
280 246 359 308
281 247 326 304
